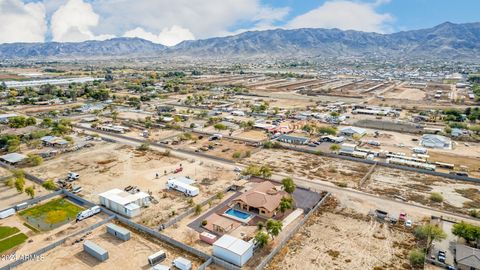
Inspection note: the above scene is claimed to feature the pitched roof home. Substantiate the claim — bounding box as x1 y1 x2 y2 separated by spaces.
230 181 289 218
455 244 480 270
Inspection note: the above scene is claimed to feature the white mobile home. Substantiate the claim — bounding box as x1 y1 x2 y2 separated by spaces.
166 179 199 197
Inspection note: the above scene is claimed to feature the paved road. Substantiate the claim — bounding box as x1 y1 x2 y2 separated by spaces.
76 125 480 225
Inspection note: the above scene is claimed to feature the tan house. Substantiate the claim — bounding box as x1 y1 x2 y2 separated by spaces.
203 213 240 235
455 244 480 270
230 181 289 218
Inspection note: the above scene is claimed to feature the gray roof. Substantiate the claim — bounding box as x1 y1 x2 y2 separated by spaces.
0 153 28 164
456 244 480 268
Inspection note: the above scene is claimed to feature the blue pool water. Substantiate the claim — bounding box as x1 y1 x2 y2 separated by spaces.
225 208 252 221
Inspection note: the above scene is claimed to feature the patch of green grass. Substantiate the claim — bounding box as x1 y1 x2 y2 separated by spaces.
20 198 82 225
22 223 40 233
0 233 28 253
0 226 20 240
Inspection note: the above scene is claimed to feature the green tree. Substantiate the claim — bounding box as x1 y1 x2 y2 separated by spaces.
414 224 447 251
27 154 43 166
254 231 269 248
266 219 282 240
281 177 296 194
279 196 294 213
213 123 227 131
452 222 480 244
14 178 25 193
25 186 35 198
42 179 57 190
318 126 337 135
194 204 203 215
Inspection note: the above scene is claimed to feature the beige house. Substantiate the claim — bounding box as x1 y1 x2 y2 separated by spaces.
455 244 480 270
230 181 288 218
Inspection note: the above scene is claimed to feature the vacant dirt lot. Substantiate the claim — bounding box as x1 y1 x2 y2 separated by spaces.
16 222 204 270
367 167 480 213
0 179 50 209
266 197 417 270
243 149 370 187
26 142 237 228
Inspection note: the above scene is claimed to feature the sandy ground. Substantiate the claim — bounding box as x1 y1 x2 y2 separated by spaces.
236 130 269 141
384 87 426 101
26 142 238 228
0 180 51 209
367 167 480 213
243 149 370 187
0 208 107 268
265 197 417 270
177 137 257 160
124 127 181 142
16 223 204 270
0 167 11 178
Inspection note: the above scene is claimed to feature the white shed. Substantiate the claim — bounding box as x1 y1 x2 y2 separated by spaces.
213 234 253 266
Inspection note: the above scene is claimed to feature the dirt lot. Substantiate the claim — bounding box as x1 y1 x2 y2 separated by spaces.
124 127 181 142
0 179 50 209
266 197 418 270
177 137 257 160
367 167 480 213
384 87 426 101
16 222 204 270
0 203 106 268
26 142 237 228
243 149 370 187
236 130 269 141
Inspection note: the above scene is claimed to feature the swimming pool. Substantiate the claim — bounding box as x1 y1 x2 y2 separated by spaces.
224 208 253 223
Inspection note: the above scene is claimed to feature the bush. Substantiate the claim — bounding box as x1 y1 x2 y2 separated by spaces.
232 151 242 159
194 204 202 215
201 220 208 226
137 143 150 151
42 179 57 191
469 209 479 218
430 192 444 203
409 249 425 266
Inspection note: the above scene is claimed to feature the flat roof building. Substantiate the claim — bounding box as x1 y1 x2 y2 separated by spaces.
99 188 150 218
213 234 254 267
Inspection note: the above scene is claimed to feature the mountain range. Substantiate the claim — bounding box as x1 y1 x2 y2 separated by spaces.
1 22 479 60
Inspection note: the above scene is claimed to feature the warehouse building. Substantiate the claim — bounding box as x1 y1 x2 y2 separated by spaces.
213 234 253 266
99 188 150 218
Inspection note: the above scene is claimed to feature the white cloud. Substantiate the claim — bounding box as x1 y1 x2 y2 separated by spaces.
0 0 47 43
50 0 113 42
124 26 195 46
287 0 393 33
94 0 289 40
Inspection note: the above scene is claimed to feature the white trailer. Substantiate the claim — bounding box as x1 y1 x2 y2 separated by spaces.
166 179 199 197
0 208 15 219
76 206 101 222
173 257 192 270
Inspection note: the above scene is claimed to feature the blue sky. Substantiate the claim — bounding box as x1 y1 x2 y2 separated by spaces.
1 0 479 45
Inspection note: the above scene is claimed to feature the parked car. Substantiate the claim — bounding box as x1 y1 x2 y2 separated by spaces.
399 212 407 222
437 250 446 263
233 167 241 173
405 220 413 227
67 172 80 181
